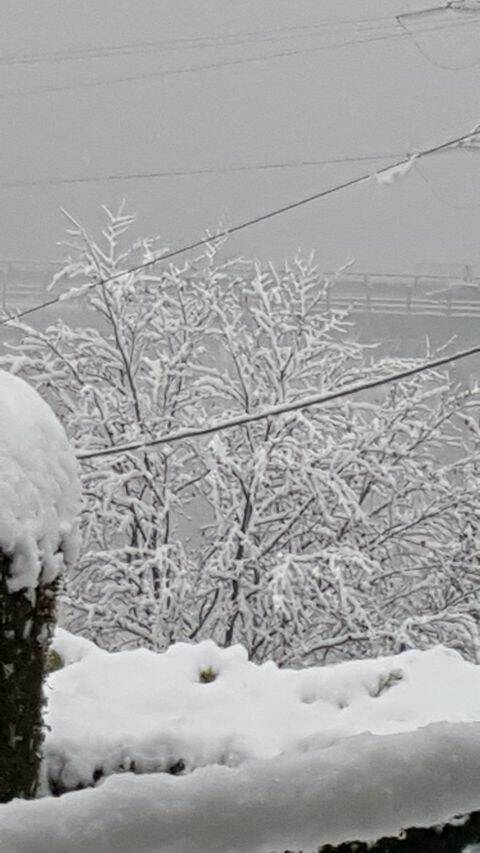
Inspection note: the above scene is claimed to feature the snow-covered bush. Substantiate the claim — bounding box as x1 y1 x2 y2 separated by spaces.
3 205 480 665
0 371 80 801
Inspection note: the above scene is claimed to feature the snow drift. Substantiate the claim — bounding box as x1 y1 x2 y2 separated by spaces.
2 721 480 853
44 631 480 793
2 633 480 851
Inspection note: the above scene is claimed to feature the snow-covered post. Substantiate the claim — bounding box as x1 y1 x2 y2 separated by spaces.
0 372 81 802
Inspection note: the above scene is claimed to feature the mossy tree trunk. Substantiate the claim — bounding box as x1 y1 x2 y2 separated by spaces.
0 552 57 802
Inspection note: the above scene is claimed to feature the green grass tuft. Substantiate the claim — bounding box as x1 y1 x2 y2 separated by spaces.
199 666 217 684
371 668 404 698
45 649 64 674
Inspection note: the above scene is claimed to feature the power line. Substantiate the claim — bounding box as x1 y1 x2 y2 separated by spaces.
1 16 478 101
0 13 400 68
414 159 480 210
0 13 398 65
0 153 406 190
0 23 397 72
0 127 477 330
396 13 480 70
398 2 480 20
76 341 480 461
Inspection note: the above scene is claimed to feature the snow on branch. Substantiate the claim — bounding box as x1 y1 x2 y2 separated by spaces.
5 205 480 665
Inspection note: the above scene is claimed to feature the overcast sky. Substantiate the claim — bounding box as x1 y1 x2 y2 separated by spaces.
1 0 479 273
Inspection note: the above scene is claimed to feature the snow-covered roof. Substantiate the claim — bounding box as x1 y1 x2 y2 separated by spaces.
0 371 81 592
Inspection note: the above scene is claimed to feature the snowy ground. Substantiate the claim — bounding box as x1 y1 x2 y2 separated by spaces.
2 631 480 852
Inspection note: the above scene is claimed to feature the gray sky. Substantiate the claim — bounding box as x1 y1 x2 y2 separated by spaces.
1 0 479 273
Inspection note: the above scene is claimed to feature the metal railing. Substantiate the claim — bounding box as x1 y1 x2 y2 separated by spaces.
322 269 480 319
2 261 480 318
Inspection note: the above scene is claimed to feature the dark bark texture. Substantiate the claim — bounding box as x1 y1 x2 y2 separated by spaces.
283 810 480 853
0 552 57 802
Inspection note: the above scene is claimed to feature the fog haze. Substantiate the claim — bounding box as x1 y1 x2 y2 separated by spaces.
1 0 479 272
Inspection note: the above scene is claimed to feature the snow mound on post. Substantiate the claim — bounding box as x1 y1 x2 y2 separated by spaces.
0 371 81 592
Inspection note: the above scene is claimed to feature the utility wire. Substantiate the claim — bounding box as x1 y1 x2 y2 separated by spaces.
0 22 397 72
76 341 480 461
0 127 477 330
0 153 405 190
0 13 401 68
414 159 480 210
396 13 480 70
398 1 480 20
2 16 478 100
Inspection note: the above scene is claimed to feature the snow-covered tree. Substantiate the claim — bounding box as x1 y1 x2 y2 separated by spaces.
3 204 480 665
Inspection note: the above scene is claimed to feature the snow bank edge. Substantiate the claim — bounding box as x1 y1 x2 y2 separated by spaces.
1 721 480 853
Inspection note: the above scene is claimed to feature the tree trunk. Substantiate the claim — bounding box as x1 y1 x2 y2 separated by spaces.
0 553 57 802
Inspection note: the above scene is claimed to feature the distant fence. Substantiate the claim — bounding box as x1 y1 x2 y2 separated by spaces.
2 260 480 319
321 270 480 319
0 259 59 310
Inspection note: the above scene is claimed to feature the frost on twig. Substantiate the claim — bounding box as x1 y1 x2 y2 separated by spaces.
4 205 480 668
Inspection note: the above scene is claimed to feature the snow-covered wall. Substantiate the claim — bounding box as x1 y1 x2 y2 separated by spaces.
0 371 81 592
3 635 480 852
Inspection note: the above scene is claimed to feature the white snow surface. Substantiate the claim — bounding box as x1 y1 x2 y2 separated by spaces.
2 632 480 851
0 371 81 591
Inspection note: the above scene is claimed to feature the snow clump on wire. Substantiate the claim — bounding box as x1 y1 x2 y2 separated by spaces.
0 370 81 592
